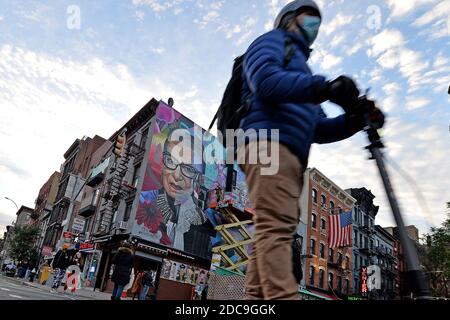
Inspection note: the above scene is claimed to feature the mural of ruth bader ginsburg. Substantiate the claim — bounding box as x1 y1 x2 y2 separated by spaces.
134 104 217 259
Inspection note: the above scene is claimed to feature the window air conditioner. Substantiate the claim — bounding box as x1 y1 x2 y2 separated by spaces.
118 221 128 231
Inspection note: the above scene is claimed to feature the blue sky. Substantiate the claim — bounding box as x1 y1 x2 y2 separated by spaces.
0 0 449 237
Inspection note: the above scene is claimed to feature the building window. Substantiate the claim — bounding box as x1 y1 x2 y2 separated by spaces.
360 257 363 268
354 278 359 294
355 254 359 269
309 266 315 286
364 237 368 249
370 239 374 250
329 201 334 214
320 243 325 258
132 164 141 188
311 213 317 228
364 214 369 227
321 194 326 206
328 273 334 288
337 276 342 292
338 207 343 214
354 230 358 247
377 239 380 247
345 279 350 294
360 234 363 248
296 236 303 253
345 256 350 270
310 239 316 255
123 201 133 222
320 218 326 231
337 252 343 266
319 269 324 288
312 189 318 203
328 248 334 263
140 127 149 148
353 207 358 221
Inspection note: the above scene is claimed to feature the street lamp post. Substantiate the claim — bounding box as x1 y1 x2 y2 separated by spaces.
4 197 19 211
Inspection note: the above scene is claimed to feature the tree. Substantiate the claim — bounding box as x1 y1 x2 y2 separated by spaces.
421 211 450 298
9 225 40 265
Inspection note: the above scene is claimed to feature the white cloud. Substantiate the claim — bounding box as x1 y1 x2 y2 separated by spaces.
195 11 220 29
385 0 439 18
367 29 429 92
377 50 399 69
381 82 401 112
321 53 343 70
151 47 166 54
136 10 145 21
310 118 450 234
321 13 354 35
412 0 450 27
330 33 346 48
405 97 431 110
132 0 187 13
0 44 204 233
367 29 405 57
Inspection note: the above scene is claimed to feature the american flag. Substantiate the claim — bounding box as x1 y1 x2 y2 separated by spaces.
329 211 352 248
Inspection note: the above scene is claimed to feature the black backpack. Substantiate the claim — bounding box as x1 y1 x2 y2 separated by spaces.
208 37 296 141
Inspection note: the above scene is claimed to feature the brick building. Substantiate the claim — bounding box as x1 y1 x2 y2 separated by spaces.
34 171 61 262
300 168 355 299
43 135 106 253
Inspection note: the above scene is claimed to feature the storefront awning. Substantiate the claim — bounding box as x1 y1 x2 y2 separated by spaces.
135 250 163 263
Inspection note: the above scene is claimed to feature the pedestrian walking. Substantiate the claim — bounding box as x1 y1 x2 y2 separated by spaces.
110 241 134 300
139 270 154 300
131 269 144 300
236 0 385 300
51 244 72 293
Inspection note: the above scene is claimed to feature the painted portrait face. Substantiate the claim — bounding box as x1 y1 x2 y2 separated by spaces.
162 141 198 199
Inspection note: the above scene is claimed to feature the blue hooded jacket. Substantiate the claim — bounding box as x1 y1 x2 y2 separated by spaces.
240 29 355 166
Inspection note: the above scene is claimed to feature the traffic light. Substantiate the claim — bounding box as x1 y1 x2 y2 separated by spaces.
114 134 126 157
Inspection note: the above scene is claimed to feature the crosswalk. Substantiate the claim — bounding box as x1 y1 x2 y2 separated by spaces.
0 277 83 300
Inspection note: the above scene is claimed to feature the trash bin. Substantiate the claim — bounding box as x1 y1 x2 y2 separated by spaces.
39 265 52 285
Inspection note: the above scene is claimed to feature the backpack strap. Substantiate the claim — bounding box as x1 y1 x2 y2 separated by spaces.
283 37 295 67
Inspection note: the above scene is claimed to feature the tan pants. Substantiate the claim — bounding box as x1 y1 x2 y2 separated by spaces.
239 141 304 300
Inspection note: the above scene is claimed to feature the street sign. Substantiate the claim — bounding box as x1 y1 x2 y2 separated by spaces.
78 233 86 242
72 217 86 233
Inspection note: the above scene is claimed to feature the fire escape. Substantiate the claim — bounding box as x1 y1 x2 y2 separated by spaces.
94 140 145 236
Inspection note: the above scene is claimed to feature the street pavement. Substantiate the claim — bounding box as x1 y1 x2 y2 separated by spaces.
0 274 116 300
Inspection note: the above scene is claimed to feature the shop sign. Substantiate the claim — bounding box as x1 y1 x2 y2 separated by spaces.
361 266 368 296
63 231 73 239
42 246 53 257
78 243 95 251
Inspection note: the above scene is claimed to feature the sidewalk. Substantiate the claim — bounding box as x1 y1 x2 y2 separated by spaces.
21 280 115 300
5 275 131 300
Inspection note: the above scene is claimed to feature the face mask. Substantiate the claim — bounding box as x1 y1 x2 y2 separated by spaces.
297 15 321 46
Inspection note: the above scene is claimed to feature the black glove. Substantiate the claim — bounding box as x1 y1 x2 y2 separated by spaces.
346 98 385 133
321 75 360 111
